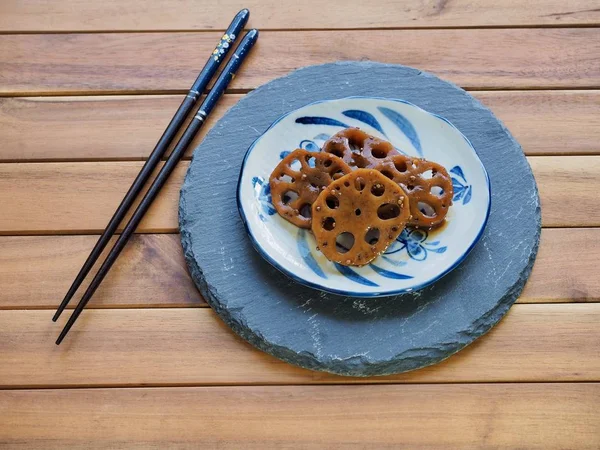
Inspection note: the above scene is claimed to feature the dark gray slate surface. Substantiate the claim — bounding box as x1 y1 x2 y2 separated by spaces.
179 62 541 377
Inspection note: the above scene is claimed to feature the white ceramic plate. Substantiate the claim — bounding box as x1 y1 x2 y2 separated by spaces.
237 97 491 297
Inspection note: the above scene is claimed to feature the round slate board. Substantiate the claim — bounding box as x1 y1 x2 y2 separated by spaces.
179 62 541 377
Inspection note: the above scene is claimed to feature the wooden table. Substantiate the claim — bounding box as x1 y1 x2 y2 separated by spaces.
0 1 599 448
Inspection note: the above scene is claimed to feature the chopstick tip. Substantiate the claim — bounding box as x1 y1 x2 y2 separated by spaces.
238 8 250 20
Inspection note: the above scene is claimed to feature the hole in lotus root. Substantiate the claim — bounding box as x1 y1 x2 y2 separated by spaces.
344 181 350 187
305 155 316 168
394 159 407 172
418 202 436 218
377 203 401 220
354 177 366 191
299 203 312 218
430 185 444 196
406 184 415 191
290 159 301 171
336 232 355 254
353 155 369 169
323 158 333 167
371 183 385 197
364 228 380 245
355 208 361 216
282 191 299 205
421 169 435 179
322 217 336 231
371 145 388 159
349 138 363 153
332 170 346 180
326 195 340 209
328 144 345 158
279 174 295 183
380 170 394 180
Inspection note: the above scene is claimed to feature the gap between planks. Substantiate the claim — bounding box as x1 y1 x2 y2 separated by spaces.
2 23 600 36
3 86 600 98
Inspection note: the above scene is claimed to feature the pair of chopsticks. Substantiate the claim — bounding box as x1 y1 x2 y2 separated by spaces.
52 10 258 345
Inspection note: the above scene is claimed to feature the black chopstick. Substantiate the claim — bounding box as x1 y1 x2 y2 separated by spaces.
55 29 259 345
52 9 250 323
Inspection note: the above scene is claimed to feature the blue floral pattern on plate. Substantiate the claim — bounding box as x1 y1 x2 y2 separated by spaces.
237 97 491 297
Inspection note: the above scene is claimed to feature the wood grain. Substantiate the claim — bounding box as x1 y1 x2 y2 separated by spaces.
529 156 600 227
1 304 598 387
0 384 598 449
0 156 597 234
1 29 599 95
0 95 240 162
2 91 599 162
0 235 203 309
0 228 597 309
2 0 600 31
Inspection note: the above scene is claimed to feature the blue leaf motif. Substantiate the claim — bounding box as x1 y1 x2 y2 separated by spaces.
297 230 327 279
450 165 472 205
407 242 427 261
295 117 349 128
381 255 408 267
313 133 331 141
429 246 447 254
342 110 386 136
251 176 276 221
463 185 472 205
334 263 379 287
299 139 320 152
453 186 465 202
384 228 447 262
377 107 423 157
280 150 291 159
370 264 413 280
450 165 466 181
452 178 466 190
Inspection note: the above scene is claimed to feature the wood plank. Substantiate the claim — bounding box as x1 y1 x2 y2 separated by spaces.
0 384 598 449
529 156 600 228
522 228 600 302
474 90 600 156
0 235 203 309
0 156 597 234
0 304 598 387
0 95 240 162
0 161 184 234
2 91 599 162
2 0 600 31
1 29 598 95
0 228 597 310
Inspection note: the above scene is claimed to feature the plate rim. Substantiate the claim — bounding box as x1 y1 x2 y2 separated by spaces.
236 96 492 297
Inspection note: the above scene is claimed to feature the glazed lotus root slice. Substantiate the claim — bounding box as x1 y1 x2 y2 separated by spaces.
269 149 352 228
311 169 410 266
373 154 454 229
322 128 400 169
